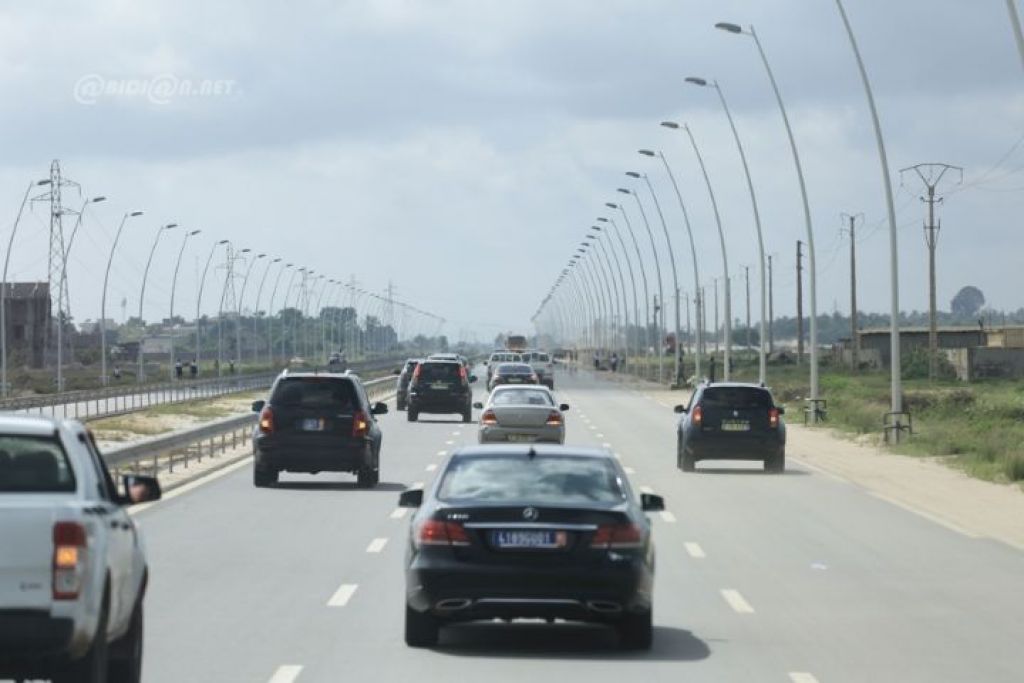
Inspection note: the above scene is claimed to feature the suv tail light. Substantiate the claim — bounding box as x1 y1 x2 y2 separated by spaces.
768 407 780 429
590 523 643 550
481 409 498 425
259 406 274 434
413 364 422 380
352 410 369 438
691 405 703 427
415 519 471 547
545 410 563 426
459 365 467 381
530 373 539 383
53 521 87 600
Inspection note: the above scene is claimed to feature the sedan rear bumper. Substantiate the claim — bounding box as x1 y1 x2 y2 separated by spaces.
478 425 564 444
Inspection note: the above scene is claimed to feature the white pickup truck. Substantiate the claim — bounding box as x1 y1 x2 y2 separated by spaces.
0 415 161 683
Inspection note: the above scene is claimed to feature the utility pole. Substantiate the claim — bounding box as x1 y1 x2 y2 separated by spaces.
796 241 804 364
899 163 963 380
767 254 775 353
713 279 720 356
744 265 752 352
841 213 862 370
700 286 707 357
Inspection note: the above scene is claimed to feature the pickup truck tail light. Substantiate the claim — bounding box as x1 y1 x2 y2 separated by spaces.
415 519 471 547
691 405 703 428
352 410 369 438
259 406 274 434
52 521 87 600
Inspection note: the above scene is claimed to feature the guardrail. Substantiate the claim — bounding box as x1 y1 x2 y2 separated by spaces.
105 375 398 479
0 356 405 422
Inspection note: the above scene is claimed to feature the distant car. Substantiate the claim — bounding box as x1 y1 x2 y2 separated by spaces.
674 382 787 473
522 350 555 389
399 445 664 650
251 370 388 487
428 353 460 362
407 360 477 423
394 359 422 411
0 415 162 683
484 352 523 383
474 385 569 444
487 362 538 391
327 352 348 371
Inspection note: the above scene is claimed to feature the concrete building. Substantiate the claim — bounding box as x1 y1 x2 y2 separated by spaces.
3 282 50 368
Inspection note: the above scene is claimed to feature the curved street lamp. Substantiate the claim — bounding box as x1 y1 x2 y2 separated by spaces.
99 210 143 386
138 223 178 383
236 251 264 367
593 221 632 370
253 257 282 364
168 229 201 378
266 262 293 366
195 239 229 372
57 195 106 391
606 202 652 377
619 182 666 383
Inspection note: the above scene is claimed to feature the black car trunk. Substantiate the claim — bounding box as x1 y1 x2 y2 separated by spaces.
698 387 773 435
269 378 359 438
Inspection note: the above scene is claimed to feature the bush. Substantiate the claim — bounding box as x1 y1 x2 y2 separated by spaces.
1004 454 1024 482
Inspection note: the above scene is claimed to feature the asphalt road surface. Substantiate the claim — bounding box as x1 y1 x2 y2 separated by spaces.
134 367 1024 683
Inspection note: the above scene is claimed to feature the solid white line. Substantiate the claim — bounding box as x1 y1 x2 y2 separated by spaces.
868 491 980 538
129 456 253 516
425 464 437 472
327 583 358 607
390 508 408 519
639 485 653 494
789 673 820 683
366 538 388 553
659 511 677 523
684 542 706 558
268 665 303 683
721 589 755 614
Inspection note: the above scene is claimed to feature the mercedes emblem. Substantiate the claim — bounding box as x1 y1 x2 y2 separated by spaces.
522 507 539 521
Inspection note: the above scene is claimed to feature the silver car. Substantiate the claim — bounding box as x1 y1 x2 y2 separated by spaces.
474 385 569 444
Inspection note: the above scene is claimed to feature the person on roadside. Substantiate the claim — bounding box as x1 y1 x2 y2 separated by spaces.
190 359 198 378
174 360 183 379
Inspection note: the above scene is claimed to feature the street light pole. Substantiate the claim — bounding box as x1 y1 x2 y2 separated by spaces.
266 263 292 367
598 217 639 375
608 202 652 378
137 223 178 383
281 267 305 361
1 179 52 397
619 183 665 384
235 251 263 369
196 239 229 374
168 229 201 379
586 234 620 355
100 210 143 386
58 195 106 392
593 222 631 368
253 257 281 365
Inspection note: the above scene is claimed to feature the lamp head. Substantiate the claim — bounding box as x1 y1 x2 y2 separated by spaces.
685 77 709 87
638 149 656 157
91 196 107 203
596 217 608 223
165 223 179 229
625 171 641 179
604 202 618 209
616 188 630 194
715 21 743 34
36 179 52 186
189 229 201 236
129 211 144 217
660 121 680 129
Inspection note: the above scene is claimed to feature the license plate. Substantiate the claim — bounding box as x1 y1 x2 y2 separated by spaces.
301 418 324 431
508 378 522 383
492 530 567 549
721 420 749 432
430 382 450 390
507 434 537 443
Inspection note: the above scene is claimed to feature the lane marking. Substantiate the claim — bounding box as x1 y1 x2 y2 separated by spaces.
867 491 979 539
684 542 706 558
130 456 253 516
721 589 755 614
602 442 612 448
639 485 654 494
659 511 677 523
390 508 408 519
437 450 448 456
425 464 438 472
595 432 604 438
445 440 455 445
327 583 358 607
623 466 635 474
366 538 389 553
789 674 820 683
412 481 424 489
452 431 461 436
268 665 303 683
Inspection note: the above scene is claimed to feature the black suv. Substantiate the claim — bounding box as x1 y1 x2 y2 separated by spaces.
407 360 477 423
394 358 421 411
251 371 388 487
674 382 786 473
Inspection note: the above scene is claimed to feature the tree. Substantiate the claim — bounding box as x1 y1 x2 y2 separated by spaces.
951 286 985 319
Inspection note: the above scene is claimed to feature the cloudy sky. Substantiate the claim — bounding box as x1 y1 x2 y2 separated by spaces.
0 0 1021 342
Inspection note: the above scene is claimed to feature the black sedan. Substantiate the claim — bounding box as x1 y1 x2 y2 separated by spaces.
398 445 664 650
487 362 539 391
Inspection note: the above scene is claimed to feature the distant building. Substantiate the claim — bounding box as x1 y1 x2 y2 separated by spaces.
847 325 1024 379
3 282 50 368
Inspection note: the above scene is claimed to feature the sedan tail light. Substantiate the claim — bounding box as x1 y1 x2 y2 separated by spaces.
259 406 274 434
352 410 369 438
691 405 703 427
415 519 471 547
590 523 643 550
53 521 87 600
768 407 780 429
545 410 563 426
481 409 498 425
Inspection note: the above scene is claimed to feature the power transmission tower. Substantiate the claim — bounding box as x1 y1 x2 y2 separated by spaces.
841 213 863 370
796 240 804 364
767 254 774 353
899 163 963 380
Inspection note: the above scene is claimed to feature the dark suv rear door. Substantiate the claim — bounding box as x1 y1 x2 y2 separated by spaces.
697 386 774 435
269 377 361 441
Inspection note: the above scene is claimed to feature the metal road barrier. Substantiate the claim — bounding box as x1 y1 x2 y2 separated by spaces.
104 374 399 480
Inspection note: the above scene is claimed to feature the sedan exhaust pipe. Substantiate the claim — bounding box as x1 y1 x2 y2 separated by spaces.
435 598 473 611
586 600 623 614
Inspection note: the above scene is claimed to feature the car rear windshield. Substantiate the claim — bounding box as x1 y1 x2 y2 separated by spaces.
498 364 533 374
439 455 624 504
491 389 553 406
537 353 550 362
0 435 76 493
417 363 462 382
271 378 359 413
700 387 773 409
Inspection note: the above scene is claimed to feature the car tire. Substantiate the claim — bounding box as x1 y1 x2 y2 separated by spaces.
404 604 439 647
680 450 696 473
357 466 379 488
253 467 277 487
617 609 653 650
397 398 406 411
407 409 419 422
53 585 110 683
462 409 472 424
108 599 143 683
764 450 786 474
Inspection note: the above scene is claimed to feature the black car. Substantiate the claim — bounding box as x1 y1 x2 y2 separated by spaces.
487 362 538 391
251 370 388 487
407 360 477 423
398 445 664 650
674 382 787 473
394 358 422 411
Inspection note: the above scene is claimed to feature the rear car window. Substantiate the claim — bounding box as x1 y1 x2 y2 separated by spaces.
0 435 76 493
271 378 359 413
700 387 773 409
417 363 462 382
491 389 553 406
439 455 624 504
537 353 550 362
498 364 533 374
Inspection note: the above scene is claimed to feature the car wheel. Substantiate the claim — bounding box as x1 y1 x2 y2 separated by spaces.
407 409 419 422
253 467 277 487
462 409 472 424
680 450 696 473
617 609 653 651
764 450 786 474
397 399 406 411
53 585 110 683
404 604 439 647
357 466 379 488
108 599 143 683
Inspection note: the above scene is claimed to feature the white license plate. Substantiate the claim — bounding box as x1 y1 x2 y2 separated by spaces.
721 421 749 432
492 530 567 549
301 418 324 431
507 434 537 443
507 378 523 383
430 382 450 390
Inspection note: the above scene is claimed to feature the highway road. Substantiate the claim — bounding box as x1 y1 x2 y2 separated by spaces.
133 367 1024 683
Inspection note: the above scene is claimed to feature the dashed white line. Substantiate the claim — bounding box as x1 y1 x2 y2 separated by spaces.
659 511 677 523
452 431 461 436
595 432 605 438
268 665 303 683
602 442 612 448
639 485 654 494
624 466 636 474
327 583 358 607
720 589 755 614
390 508 408 519
436 450 448 456
412 481 424 489
366 538 389 553
684 542 706 558
425 464 438 472
445 440 454 445
789 673 820 683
